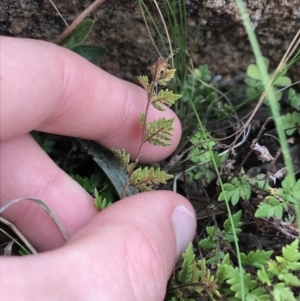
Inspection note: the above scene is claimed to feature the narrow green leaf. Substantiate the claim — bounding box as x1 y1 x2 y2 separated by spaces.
61 18 95 49
71 45 107 61
94 188 112 211
77 139 138 198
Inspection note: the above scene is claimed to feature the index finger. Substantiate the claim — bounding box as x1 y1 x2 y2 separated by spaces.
0 36 181 162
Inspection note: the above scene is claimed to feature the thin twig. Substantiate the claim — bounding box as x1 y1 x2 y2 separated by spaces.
55 0 107 45
238 117 274 170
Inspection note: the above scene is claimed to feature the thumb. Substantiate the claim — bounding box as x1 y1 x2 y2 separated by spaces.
66 190 197 301
0 191 196 301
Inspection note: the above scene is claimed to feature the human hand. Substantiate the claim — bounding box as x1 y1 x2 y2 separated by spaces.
0 36 196 300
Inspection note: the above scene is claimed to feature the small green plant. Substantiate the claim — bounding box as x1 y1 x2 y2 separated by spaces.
71 173 102 193
179 65 218 126
257 239 300 289
169 232 300 300
61 18 107 61
280 111 300 136
187 130 226 185
167 243 221 301
217 169 300 221
245 57 292 102
71 173 114 206
216 253 271 300
218 172 252 206
181 65 215 104
255 174 300 220
199 211 243 264
112 57 182 197
288 88 300 111
94 188 112 211
31 131 56 154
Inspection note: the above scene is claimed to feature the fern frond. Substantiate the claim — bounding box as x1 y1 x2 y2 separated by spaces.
137 75 150 92
178 243 196 283
140 114 174 146
130 166 173 192
111 148 134 174
157 68 176 86
94 188 112 211
151 89 182 111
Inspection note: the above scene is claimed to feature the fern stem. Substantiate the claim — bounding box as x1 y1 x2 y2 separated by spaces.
120 75 157 198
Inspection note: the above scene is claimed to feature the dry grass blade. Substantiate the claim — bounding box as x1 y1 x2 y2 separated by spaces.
49 0 68 27
3 241 14 256
152 0 174 66
231 29 300 147
0 217 37 254
0 197 69 241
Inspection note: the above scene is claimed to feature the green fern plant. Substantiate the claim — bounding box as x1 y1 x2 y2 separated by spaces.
61 18 107 61
216 254 269 300
216 239 300 300
199 211 243 264
166 243 221 301
187 130 226 185
258 239 300 288
94 188 112 211
179 65 218 129
218 172 252 206
169 235 300 301
217 170 300 221
255 174 300 220
181 65 216 105
71 173 114 210
71 173 103 194
112 58 182 197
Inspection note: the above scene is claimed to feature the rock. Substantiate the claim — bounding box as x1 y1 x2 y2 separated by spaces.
1 0 299 83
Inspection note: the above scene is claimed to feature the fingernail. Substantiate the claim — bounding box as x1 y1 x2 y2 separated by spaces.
172 206 196 257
